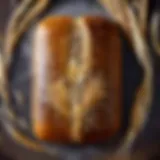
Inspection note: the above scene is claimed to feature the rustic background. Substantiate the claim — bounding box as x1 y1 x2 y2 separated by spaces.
0 0 160 160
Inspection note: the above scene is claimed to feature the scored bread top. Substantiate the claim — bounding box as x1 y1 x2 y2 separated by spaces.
32 16 122 143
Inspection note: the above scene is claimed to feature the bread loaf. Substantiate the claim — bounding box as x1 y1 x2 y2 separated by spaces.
32 16 122 144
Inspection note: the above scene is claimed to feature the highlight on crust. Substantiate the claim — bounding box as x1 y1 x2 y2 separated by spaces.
32 16 122 143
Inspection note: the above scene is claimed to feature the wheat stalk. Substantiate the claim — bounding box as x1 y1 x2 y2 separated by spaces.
0 0 50 151
4 0 50 67
100 0 153 159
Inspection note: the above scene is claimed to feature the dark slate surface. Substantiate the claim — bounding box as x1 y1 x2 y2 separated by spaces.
0 0 160 160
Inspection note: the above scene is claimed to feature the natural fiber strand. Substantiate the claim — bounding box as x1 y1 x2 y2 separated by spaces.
0 0 50 151
3 122 43 152
122 6 153 150
99 0 130 34
4 0 50 67
100 0 153 158
0 0 155 156
138 0 149 35
150 12 160 55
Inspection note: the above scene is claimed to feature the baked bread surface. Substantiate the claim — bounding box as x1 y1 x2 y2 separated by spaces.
32 16 122 143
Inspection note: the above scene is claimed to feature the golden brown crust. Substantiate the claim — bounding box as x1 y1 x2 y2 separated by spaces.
32 16 122 143
81 17 122 142
32 16 73 142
